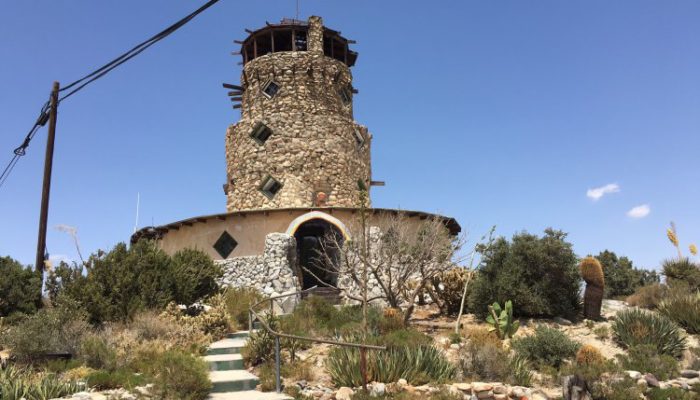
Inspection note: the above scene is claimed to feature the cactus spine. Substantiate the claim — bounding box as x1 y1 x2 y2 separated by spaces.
580 256 605 320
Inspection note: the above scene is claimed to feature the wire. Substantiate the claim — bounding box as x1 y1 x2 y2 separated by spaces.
1 0 221 190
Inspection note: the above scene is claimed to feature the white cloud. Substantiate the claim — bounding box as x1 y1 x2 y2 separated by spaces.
587 183 620 201
627 204 650 219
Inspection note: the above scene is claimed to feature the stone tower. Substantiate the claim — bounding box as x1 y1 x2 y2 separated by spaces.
225 16 371 212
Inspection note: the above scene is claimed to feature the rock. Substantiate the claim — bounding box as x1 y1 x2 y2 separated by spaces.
476 391 493 399
471 382 493 392
637 378 648 389
554 317 573 326
453 382 471 392
370 382 386 397
335 387 353 400
625 370 642 380
682 370 700 379
447 385 462 397
494 395 507 400
645 373 660 388
70 392 92 400
493 384 507 394
531 389 550 400
687 377 700 386
398 379 408 386
297 380 308 389
510 386 527 398
450 343 461 350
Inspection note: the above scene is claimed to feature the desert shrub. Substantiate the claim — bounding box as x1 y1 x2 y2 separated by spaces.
47 241 219 324
380 329 433 348
380 307 405 333
459 333 509 381
171 249 222 306
616 344 679 380
664 258 700 291
659 291 700 334
596 250 659 298
79 334 117 371
511 325 581 369
159 303 227 350
430 268 471 315
593 325 610 340
575 344 604 366
469 229 581 319
223 286 266 330
43 358 82 374
626 283 669 309
589 377 643 400
87 368 145 390
647 387 699 400
327 345 455 387
243 316 278 366
144 349 211 400
258 362 277 392
0 256 41 317
1 298 89 361
612 308 686 357
281 359 315 382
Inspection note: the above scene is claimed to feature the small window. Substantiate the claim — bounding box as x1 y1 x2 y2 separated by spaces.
353 128 365 146
339 86 352 105
260 176 283 199
251 123 273 145
262 80 280 98
213 231 238 258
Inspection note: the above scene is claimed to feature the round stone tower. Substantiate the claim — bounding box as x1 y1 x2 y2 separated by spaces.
225 16 372 212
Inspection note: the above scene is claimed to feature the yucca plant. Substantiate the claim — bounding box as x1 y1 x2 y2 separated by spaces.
612 308 686 358
658 291 700 334
485 300 519 339
0 365 82 400
326 345 455 387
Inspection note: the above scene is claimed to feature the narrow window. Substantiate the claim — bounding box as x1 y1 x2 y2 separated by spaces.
250 123 273 145
213 231 238 258
262 80 280 98
339 86 352 105
260 176 283 199
353 128 365 146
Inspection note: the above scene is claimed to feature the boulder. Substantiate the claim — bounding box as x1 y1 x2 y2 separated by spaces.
682 370 700 379
336 387 353 400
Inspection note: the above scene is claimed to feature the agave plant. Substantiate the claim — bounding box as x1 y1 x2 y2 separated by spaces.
612 308 686 358
0 365 82 400
485 300 520 339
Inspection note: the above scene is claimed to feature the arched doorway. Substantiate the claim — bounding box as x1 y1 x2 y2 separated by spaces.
293 218 344 297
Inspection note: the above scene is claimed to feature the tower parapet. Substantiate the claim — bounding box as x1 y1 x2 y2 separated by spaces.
225 16 371 212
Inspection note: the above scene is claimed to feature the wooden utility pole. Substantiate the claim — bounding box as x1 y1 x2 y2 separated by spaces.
35 81 60 304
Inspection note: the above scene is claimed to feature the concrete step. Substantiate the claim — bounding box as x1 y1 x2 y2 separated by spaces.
206 390 292 400
206 338 247 356
227 330 254 339
204 353 244 371
210 370 260 393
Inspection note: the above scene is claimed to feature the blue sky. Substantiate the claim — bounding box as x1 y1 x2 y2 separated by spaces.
1 1 698 270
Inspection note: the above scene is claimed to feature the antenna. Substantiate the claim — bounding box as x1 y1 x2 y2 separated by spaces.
134 192 140 233
296 0 300 20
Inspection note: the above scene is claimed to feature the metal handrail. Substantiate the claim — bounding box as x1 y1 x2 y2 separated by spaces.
247 286 386 393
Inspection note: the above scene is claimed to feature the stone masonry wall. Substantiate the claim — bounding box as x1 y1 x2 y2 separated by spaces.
218 233 301 312
225 16 372 211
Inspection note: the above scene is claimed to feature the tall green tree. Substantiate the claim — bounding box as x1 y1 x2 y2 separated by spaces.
595 250 659 298
0 256 42 317
469 228 581 320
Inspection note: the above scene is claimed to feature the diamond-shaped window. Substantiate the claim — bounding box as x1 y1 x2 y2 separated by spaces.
260 176 283 199
262 80 280 98
251 123 273 145
213 231 238 259
339 86 352 105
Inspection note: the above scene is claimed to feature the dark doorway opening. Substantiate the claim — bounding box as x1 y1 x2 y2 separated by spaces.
294 219 344 299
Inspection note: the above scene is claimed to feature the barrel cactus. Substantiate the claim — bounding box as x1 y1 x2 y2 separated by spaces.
580 256 604 320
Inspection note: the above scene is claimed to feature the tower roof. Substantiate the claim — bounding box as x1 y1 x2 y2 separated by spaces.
236 17 358 67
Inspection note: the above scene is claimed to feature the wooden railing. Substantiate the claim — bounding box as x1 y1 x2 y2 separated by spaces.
248 286 386 393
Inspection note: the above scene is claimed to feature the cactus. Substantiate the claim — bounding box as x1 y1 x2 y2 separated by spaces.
575 344 604 366
486 300 520 339
580 256 604 320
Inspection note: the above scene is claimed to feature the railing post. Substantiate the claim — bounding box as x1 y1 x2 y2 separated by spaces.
360 347 367 391
270 298 274 317
275 336 281 393
248 309 252 332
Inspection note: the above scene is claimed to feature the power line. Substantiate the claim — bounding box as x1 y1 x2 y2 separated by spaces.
0 0 222 190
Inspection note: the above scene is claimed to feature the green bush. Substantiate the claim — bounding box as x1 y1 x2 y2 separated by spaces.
223 286 266 330
511 325 581 369
589 377 643 400
327 345 455 387
0 298 89 361
663 258 700 291
380 329 433 349
596 250 659 298
86 368 145 390
145 349 212 400
243 316 278 366
258 362 277 392
46 241 220 324
0 256 41 317
79 334 117 371
647 387 699 400
659 291 700 334
611 308 686 358
616 344 679 380
469 229 581 319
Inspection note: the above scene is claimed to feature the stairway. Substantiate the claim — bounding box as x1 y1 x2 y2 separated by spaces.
205 331 292 400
